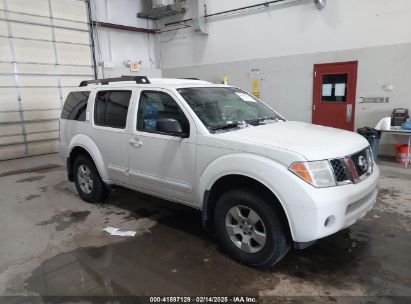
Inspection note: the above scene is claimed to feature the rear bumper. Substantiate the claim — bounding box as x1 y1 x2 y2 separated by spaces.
287 165 380 243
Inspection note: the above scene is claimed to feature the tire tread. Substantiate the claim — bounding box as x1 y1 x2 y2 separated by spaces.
214 188 290 268
73 155 109 204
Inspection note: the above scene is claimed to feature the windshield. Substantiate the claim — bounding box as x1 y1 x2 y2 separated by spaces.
177 87 283 131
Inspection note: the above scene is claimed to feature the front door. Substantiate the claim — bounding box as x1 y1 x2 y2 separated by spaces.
312 61 358 131
128 89 196 204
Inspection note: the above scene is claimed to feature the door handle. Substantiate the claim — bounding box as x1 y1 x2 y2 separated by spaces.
128 138 143 148
346 104 353 123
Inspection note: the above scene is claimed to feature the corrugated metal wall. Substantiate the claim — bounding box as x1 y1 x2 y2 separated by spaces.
0 0 94 160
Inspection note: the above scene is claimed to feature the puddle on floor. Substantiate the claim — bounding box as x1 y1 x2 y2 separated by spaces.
24 190 411 297
25 194 41 201
37 210 91 231
16 175 45 183
0 164 62 177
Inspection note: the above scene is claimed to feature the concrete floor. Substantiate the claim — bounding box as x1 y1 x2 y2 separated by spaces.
0 154 410 301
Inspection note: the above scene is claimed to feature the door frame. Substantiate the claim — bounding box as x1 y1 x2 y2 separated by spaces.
312 61 358 131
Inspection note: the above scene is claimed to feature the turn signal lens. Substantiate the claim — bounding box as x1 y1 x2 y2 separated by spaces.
289 160 336 188
289 162 313 184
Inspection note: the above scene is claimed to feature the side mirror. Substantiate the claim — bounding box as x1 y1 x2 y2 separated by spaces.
157 118 188 138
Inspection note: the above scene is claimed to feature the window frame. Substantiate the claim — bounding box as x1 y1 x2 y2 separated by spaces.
91 89 134 133
134 89 191 138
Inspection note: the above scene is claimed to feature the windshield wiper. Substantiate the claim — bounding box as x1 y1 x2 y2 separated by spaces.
247 117 280 125
210 121 247 132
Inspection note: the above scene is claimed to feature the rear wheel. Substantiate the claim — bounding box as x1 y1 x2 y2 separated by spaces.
214 189 290 268
73 155 109 203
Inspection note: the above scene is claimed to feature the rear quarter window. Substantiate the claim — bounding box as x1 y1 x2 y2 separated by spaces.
94 90 132 129
61 91 90 121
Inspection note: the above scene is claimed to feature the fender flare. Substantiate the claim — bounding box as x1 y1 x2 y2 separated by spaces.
67 134 109 182
198 153 297 239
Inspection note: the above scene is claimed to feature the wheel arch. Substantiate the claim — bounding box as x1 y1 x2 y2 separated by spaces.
67 134 109 182
202 173 293 240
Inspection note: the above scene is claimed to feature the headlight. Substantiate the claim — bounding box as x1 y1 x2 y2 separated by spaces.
289 160 336 188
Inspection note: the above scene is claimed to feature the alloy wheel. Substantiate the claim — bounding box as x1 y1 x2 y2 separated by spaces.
225 205 267 253
77 164 93 194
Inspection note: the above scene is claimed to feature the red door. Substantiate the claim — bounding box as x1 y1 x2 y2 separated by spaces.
312 61 358 131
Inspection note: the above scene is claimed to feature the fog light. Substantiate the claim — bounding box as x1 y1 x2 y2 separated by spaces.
324 216 335 227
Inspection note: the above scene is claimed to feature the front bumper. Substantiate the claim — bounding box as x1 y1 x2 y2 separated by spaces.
286 164 380 243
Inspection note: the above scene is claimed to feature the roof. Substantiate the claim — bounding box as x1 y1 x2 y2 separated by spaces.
150 78 212 86
73 77 220 91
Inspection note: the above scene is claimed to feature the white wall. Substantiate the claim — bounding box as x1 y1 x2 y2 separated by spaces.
160 0 411 68
163 42 411 155
161 0 411 157
91 0 161 78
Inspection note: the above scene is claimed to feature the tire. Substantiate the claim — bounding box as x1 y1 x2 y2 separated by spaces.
214 188 291 268
73 155 109 203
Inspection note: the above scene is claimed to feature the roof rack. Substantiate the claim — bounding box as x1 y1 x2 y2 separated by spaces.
79 76 150 87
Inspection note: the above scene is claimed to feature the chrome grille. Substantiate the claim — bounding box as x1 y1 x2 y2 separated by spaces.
329 147 373 185
351 148 371 177
330 159 349 183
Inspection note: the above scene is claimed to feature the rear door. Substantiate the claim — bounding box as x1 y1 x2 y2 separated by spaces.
91 89 133 185
312 61 358 131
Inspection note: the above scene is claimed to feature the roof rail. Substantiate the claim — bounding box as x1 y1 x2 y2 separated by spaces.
79 76 150 87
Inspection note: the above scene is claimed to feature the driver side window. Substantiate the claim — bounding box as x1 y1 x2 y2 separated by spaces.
137 91 189 134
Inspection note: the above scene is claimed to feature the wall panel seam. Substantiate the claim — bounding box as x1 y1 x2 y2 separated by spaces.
3 0 28 154
48 0 64 108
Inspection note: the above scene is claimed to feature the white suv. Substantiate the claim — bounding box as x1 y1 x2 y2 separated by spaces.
59 76 379 268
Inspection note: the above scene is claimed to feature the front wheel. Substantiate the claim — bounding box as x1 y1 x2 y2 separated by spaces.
214 189 291 268
73 155 109 203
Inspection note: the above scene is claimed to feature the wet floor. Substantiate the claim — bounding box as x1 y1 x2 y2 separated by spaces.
1 154 410 300
24 186 411 297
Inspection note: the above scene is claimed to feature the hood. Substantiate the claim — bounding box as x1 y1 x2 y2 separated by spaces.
215 121 369 160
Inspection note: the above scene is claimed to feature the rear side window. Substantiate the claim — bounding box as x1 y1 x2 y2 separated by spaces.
94 90 132 129
61 91 90 121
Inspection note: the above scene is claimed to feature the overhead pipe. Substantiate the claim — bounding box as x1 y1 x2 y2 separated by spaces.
164 0 299 27
92 21 158 34
86 0 98 79
192 0 208 35
164 0 325 28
